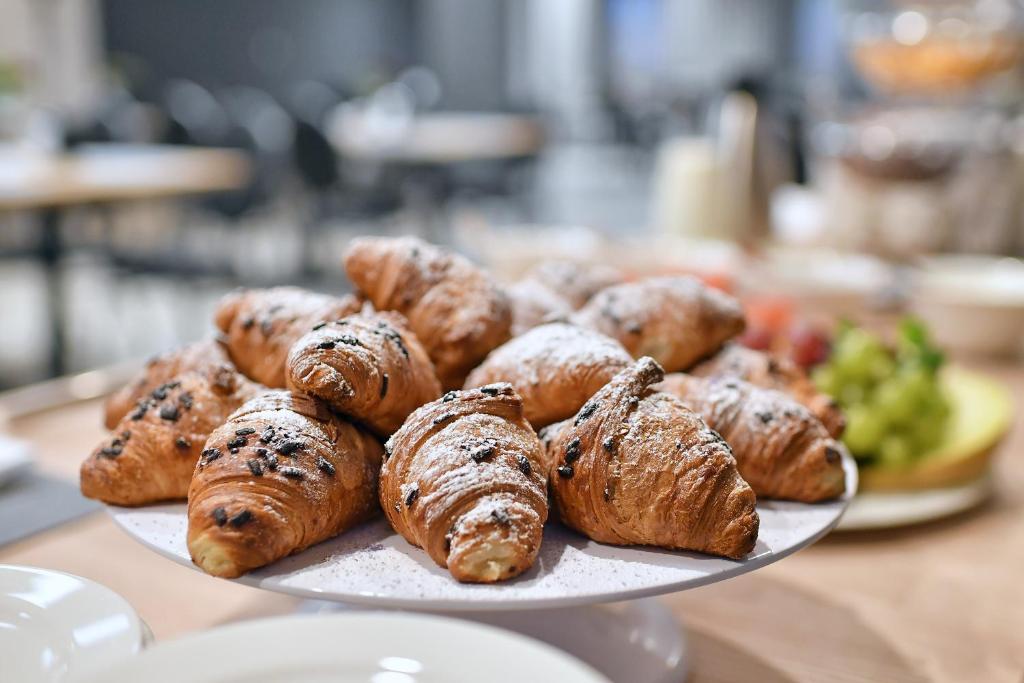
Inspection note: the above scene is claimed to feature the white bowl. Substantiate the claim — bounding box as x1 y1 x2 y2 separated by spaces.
0 565 147 683
77 612 609 683
910 255 1024 357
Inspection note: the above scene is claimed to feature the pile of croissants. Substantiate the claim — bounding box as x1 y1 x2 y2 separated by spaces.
80 236 847 584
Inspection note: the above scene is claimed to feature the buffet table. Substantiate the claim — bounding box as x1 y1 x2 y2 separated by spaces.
1 358 1020 682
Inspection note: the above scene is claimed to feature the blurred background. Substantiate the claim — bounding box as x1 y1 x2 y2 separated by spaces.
2 0 1024 389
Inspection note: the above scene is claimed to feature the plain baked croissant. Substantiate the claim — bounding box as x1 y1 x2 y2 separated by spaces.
541 357 759 560
691 343 845 437
82 363 260 506
286 311 442 436
656 373 846 502
464 322 632 429
343 236 512 390
571 276 745 373
103 339 231 429
380 383 548 583
187 391 383 578
214 286 363 388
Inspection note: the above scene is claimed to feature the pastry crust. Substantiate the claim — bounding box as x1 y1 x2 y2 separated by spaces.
506 278 573 337
691 343 845 437
380 383 548 583
541 358 759 560
657 374 846 502
286 311 442 436
214 287 363 388
187 391 383 578
103 340 230 429
464 323 632 429
523 260 625 310
343 236 512 389
572 277 745 373
82 364 260 506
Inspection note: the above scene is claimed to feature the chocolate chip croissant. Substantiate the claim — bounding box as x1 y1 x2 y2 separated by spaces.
464 323 632 429
506 279 573 337
187 391 383 578
380 384 548 583
214 287 363 388
656 374 846 502
286 311 442 436
343 236 512 389
82 363 260 506
571 277 745 373
522 260 625 310
103 339 230 429
691 343 845 437
541 358 759 560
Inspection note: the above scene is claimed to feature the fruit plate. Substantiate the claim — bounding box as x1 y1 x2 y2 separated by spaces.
106 452 857 612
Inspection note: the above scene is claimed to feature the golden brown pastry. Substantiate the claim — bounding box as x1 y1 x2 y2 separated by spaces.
380 383 548 583
103 340 230 429
506 278 573 337
285 311 442 436
656 374 846 502
464 322 632 429
540 358 759 560
187 391 383 578
82 364 260 506
523 260 625 310
214 287 363 388
571 277 745 373
691 343 845 437
342 236 511 389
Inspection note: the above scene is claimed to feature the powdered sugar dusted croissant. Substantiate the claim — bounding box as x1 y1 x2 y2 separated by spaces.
572 277 745 373
522 260 625 310
187 391 383 578
215 286 363 388
464 322 632 429
380 384 548 583
541 358 759 560
506 278 573 337
343 236 511 389
82 363 260 506
691 343 845 437
286 311 442 436
656 373 846 502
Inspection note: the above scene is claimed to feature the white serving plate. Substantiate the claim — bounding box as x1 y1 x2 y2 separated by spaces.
0 435 34 488
837 474 992 531
107 453 856 611
77 612 608 683
0 565 147 683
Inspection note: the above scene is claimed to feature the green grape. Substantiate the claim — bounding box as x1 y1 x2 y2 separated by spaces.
908 416 944 454
843 405 887 458
812 366 841 398
878 435 914 467
874 377 917 425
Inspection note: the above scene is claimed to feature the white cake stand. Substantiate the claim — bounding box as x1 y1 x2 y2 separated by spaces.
108 454 856 683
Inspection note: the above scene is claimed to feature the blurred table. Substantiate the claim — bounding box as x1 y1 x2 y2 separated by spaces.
0 144 250 375
0 359 1021 681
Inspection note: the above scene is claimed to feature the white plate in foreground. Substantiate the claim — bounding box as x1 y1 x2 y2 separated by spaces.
837 474 992 531
109 454 856 611
0 565 147 683
77 612 608 683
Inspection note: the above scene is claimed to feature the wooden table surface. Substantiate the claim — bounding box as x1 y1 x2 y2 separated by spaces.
0 144 250 211
1 360 1021 683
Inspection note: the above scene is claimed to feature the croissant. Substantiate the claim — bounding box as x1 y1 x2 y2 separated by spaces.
506 279 573 337
343 236 512 389
103 340 230 429
82 364 260 506
571 277 745 373
286 311 442 436
187 391 383 578
380 383 548 583
540 357 759 559
464 322 632 429
656 374 846 502
214 287 363 388
523 260 625 310
691 343 845 437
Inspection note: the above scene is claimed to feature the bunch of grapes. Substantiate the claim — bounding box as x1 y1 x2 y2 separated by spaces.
813 320 949 466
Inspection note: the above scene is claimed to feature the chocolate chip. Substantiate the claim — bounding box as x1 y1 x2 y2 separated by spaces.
229 510 253 528
490 508 511 526
241 316 255 330
756 411 773 424
276 440 302 455
235 427 256 436
175 437 190 449
179 393 194 410
575 400 598 425
98 446 121 459
260 319 274 336
130 401 148 420
317 340 336 350
405 485 419 506
441 391 457 403
259 427 275 444
602 436 615 453
626 396 640 408
432 412 456 426
470 444 495 463
824 445 841 464
515 454 532 475
121 430 131 441
279 466 304 479
383 442 393 461
480 385 500 396
246 459 264 476
379 373 389 399
317 456 335 475
312 321 327 331
227 436 247 450
564 437 581 463
557 465 574 478
212 507 228 526
338 334 363 347
201 447 222 463
159 404 180 422
603 487 611 501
